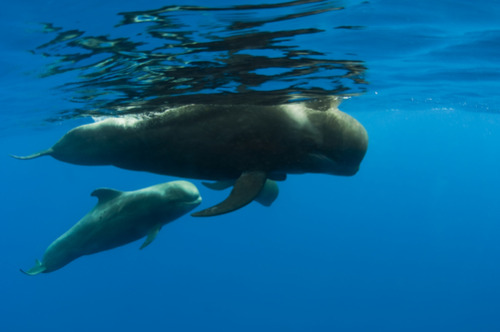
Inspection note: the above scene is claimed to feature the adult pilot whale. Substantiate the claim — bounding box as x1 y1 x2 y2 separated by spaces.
13 98 368 217
21 181 201 275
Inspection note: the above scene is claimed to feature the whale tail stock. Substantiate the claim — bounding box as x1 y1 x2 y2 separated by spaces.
10 149 52 160
20 259 46 276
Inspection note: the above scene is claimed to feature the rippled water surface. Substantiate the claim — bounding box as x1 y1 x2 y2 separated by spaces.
1 1 500 331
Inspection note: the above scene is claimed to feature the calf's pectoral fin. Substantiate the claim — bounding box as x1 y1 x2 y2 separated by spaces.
20 259 46 276
192 171 267 217
140 226 162 250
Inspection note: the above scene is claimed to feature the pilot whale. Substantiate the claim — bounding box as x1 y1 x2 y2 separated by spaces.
21 181 201 275
13 99 368 216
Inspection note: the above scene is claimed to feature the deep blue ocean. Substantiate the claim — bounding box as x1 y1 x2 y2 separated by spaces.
2 0 500 331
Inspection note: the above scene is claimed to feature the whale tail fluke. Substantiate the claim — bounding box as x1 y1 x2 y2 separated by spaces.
10 149 52 160
20 259 46 276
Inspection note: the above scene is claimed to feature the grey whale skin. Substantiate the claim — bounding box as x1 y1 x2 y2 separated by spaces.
14 100 368 216
21 181 201 275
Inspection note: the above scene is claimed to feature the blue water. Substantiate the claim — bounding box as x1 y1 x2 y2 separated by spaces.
2 0 500 331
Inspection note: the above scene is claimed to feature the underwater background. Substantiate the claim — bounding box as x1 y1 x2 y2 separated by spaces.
1 0 500 331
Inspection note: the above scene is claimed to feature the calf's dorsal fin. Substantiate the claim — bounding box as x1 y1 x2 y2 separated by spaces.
91 188 123 204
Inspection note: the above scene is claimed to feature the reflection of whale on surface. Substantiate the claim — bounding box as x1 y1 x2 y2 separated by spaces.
21 181 201 275
13 99 368 216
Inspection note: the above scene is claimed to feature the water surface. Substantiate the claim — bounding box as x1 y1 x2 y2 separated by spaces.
1 1 500 331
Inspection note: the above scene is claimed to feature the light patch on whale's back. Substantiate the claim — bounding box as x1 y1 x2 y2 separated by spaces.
284 104 309 126
91 110 170 127
91 115 141 128
281 104 320 138
91 116 110 123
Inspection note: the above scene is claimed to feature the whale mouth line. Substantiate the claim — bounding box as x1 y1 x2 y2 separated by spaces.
183 196 202 206
306 153 360 176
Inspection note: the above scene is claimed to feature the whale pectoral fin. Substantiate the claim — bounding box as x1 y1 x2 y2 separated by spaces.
20 259 46 276
255 180 279 207
201 180 235 191
192 171 267 217
140 226 162 250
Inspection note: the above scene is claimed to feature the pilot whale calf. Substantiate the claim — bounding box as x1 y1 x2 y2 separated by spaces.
21 181 201 275
13 98 368 216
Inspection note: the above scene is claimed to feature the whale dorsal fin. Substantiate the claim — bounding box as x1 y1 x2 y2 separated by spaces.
303 96 342 111
91 188 123 204
192 171 267 217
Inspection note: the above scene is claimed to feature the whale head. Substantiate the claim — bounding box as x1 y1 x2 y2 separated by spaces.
308 108 368 176
154 180 202 218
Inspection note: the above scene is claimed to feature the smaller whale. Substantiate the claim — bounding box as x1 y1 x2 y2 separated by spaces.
21 181 201 275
